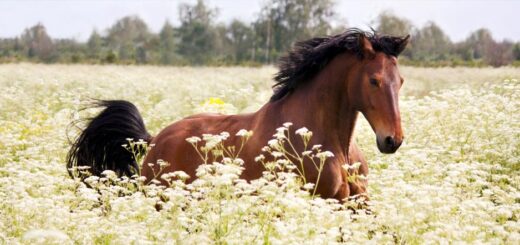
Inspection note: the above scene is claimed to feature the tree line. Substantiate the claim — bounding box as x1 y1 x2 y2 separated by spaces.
1 0 519 67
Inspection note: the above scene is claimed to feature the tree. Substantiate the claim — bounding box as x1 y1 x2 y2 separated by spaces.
485 41 513 67
159 21 177 64
177 0 218 65
53 38 86 63
106 16 152 62
464 28 494 60
412 22 452 61
513 43 520 61
373 10 413 36
20 23 55 62
227 19 254 63
255 0 336 63
87 30 103 59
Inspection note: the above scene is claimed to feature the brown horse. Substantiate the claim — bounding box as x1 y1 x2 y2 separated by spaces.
67 29 409 201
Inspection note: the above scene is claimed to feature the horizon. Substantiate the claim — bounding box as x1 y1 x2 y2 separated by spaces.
0 0 519 42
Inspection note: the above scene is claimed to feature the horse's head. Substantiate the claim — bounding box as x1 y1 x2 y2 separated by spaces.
349 34 409 154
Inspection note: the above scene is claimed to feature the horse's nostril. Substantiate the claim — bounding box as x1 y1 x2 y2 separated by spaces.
385 136 395 147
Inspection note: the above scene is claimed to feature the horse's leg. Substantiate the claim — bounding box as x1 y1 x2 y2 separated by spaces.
333 181 350 202
347 142 368 195
345 142 371 209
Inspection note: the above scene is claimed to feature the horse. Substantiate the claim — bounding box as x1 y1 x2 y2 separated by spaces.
66 29 409 201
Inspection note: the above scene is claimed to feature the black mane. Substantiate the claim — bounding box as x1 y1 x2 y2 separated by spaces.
271 28 409 101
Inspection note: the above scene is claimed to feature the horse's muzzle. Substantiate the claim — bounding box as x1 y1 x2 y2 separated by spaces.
377 135 402 154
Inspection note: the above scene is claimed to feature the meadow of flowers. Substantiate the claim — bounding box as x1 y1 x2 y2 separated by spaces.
0 64 519 244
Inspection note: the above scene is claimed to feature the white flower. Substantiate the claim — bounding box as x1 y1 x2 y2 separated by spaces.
84 175 99 184
303 183 315 190
161 173 173 181
295 127 313 139
268 139 279 148
255 154 265 162
343 162 362 171
173 171 190 180
271 151 283 158
295 127 309 136
302 150 312 156
220 131 230 139
158 159 170 167
23 229 69 241
316 151 334 159
233 158 245 166
273 127 287 139
186 136 202 144
283 122 293 127
236 129 253 137
312 144 322 150
101 170 117 179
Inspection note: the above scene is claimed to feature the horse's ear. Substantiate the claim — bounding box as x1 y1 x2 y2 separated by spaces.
359 35 375 59
395 35 410 56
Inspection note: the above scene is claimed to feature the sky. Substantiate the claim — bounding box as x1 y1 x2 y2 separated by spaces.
0 0 518 42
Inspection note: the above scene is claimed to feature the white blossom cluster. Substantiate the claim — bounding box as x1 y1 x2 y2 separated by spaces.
0 64 519 243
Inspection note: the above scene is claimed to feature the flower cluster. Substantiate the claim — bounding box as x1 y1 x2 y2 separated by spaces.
0 65 518 243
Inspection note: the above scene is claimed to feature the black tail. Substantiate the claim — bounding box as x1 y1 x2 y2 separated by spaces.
66 100 151 179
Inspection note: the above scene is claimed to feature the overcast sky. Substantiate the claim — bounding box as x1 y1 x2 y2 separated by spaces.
0 0 518 42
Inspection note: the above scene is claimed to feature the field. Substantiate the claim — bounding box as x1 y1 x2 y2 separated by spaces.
0 64 519 244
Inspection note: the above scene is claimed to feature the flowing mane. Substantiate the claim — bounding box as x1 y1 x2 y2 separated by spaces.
271 28 410 101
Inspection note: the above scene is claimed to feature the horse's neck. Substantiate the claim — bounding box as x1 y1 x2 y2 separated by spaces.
260 56 359 156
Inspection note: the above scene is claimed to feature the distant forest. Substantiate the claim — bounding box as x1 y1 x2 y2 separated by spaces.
1 0 519 67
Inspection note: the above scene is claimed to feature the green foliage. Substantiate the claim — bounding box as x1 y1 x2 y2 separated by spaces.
20 23 54 62
87 30 103 59
176 0 218 65
410 21 452 61
0 1 518 67
513 43 520 61
374 10 413 36
158 21 177 65
254 0 336 63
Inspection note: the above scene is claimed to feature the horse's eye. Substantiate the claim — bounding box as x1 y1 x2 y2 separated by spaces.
369 78 380 87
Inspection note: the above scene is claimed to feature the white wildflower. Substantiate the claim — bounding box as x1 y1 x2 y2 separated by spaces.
303 183 315 190
220 131 230 139
186 136 202 144
302 150 312 156
271 151 283 158
273 127 287 139
255 154 265 162
172 171 190 180
236 129 253 137
23 229 69 241
268 139 279 148
295 127 309 136
157 159 170 167
316 151 334 159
